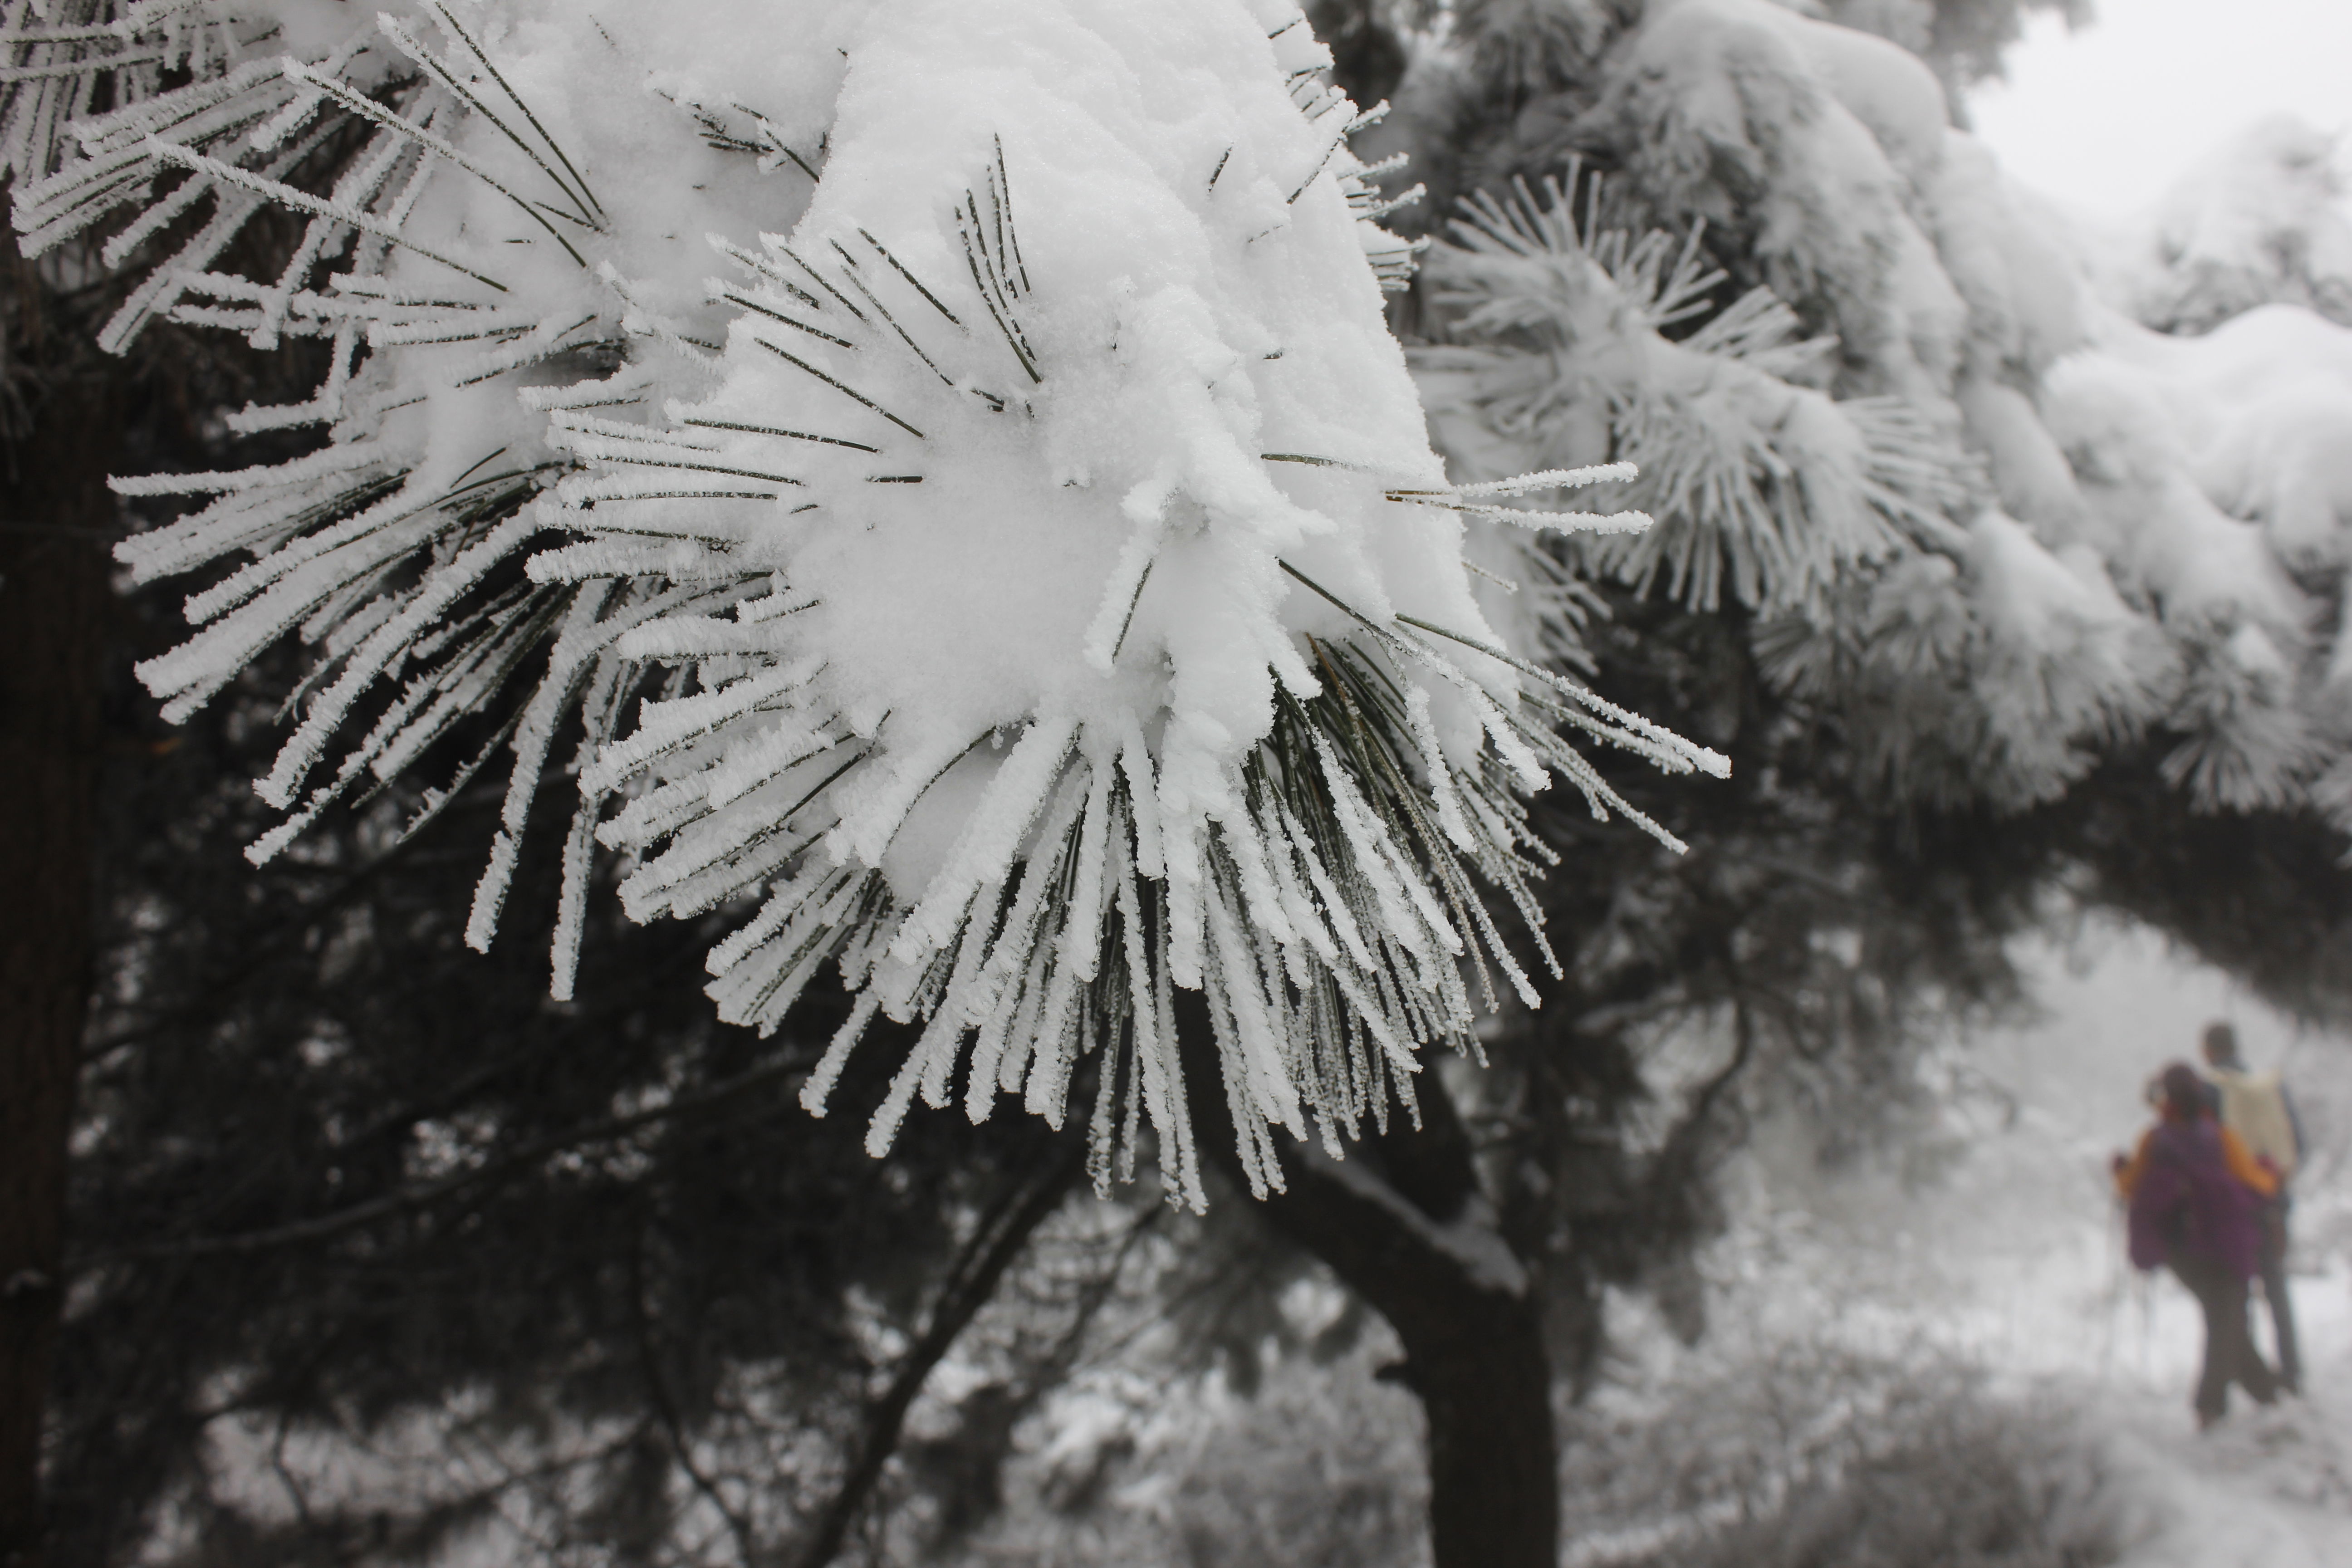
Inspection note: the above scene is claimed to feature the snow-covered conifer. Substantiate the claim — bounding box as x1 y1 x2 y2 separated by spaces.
2118 116 2352 335
10 0 1723 1201
1392 0 2352 819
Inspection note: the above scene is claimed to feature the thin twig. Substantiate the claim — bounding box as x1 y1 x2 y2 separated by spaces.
791 1138 1085 1568
68 1045 822 1269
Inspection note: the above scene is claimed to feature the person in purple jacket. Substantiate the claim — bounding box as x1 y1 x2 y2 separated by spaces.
2113 1062 2282 1428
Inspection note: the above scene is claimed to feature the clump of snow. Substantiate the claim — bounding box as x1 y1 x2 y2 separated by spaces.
558 0 1730 1200
1592 0 1970 409
2121 116 2352 336
21 0 1723 1200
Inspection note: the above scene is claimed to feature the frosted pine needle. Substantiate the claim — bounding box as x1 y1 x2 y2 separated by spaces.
50 0 1723 1208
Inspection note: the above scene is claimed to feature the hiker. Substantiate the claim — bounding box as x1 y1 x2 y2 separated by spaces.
2202 1020 2305 1393
2113 1062 2281 1428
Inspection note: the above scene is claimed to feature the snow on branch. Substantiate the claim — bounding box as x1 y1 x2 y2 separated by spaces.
39 0 1722 1205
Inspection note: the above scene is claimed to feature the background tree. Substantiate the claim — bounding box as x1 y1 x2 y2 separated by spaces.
0 160 323 1568
0 232 124 1568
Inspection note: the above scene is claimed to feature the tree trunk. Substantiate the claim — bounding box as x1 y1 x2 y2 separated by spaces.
1260 1146 1558 1568
0 259 120 1568
1178 1000 1558 1568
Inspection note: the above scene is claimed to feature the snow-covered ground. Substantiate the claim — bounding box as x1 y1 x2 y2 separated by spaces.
2101 1380 2352 1567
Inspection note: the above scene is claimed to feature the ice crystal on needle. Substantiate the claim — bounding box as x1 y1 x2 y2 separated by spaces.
12 0 1723 1203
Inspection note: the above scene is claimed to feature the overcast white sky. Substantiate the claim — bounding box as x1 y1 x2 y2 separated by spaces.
1968 0 2352 220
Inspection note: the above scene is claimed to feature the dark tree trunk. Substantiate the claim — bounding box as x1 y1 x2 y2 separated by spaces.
1178 1000 1558 1568
1257 1147 1558 1568
0 257 121 1568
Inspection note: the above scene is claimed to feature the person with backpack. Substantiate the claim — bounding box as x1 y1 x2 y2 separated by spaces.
2201 1020 2305 1393
2113 1062 2282 1428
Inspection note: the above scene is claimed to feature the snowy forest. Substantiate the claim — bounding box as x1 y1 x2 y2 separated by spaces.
4 0 2351 1563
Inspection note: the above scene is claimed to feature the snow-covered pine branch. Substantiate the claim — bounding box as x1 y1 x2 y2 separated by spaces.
1417 162 1968 617
20 0 1725 1205
1409 0 2352 820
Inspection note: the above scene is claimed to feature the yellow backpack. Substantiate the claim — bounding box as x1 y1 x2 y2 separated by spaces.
2212 1068 2300 1183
